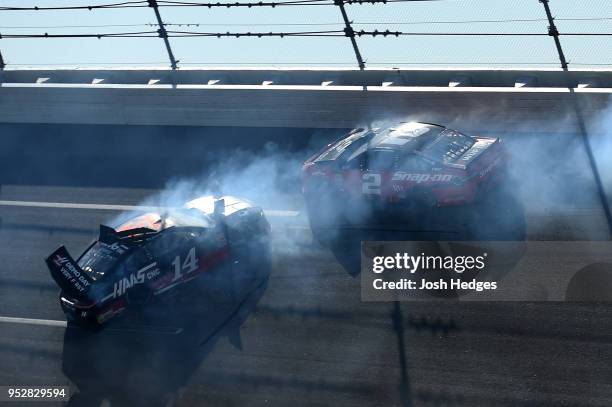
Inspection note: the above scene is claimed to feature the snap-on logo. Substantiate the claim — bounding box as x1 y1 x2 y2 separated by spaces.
392 172 453 183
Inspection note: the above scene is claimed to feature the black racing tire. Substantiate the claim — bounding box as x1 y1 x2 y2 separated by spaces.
304 182 346 242
249 237 272 272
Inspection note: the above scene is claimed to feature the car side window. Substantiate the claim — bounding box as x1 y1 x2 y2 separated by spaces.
398 155 432 172
342 153 364 170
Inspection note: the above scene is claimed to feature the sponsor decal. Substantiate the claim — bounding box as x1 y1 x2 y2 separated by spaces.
102 242 130 255
112 269 145 298
55 256 90 294
479 156 501 178
457 139 494 164
102 262 159 302
52 254 69 267
392 172 453 183
146 267 161 280
458 146 483 163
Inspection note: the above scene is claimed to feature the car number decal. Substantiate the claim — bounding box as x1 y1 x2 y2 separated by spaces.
362 173 382 195
171 247 199 283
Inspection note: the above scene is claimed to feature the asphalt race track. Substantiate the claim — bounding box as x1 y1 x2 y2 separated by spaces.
1 124 612 407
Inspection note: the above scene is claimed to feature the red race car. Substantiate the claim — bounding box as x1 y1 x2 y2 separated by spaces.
302 122 512 232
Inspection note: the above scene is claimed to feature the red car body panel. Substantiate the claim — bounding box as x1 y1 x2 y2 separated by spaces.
302 123 507 208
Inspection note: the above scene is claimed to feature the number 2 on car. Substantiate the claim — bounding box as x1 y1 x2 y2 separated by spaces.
362 173 382 195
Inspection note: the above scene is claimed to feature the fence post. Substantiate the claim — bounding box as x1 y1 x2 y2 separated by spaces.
148 0 178 70
335 0 365 70
539 0 612 238
539 0 568 69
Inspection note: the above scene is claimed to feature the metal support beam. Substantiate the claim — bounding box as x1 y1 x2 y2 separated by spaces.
148 0 178 70
0 33 5 70
335 0 365 70
540 0 612 238
540 0 568 69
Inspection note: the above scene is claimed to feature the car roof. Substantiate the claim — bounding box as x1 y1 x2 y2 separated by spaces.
371 122 446 151
342 122 446 162
116 212 164 233
186 195 254 216
314 122 446 163
114 195 255 235
115 209 212 233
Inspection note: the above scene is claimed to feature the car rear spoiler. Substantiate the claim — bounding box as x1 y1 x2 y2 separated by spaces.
45 246 93 300
444 138 499 170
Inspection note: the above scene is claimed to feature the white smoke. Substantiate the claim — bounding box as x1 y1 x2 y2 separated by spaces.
587 104 612 202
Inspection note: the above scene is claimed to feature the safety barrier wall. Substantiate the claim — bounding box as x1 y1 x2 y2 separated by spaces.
0 73 610 131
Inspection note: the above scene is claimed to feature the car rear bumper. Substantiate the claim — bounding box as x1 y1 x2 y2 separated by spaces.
59 294 97 323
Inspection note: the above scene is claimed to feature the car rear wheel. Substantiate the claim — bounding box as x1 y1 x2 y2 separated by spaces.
304 182 346 242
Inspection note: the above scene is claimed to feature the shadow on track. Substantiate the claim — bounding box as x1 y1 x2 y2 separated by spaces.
61 262 270 407
313 181 527 277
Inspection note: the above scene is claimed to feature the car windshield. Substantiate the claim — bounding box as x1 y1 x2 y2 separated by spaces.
315 129 372 162
78 241 132 280
420 129 475 163
372 123 444 150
